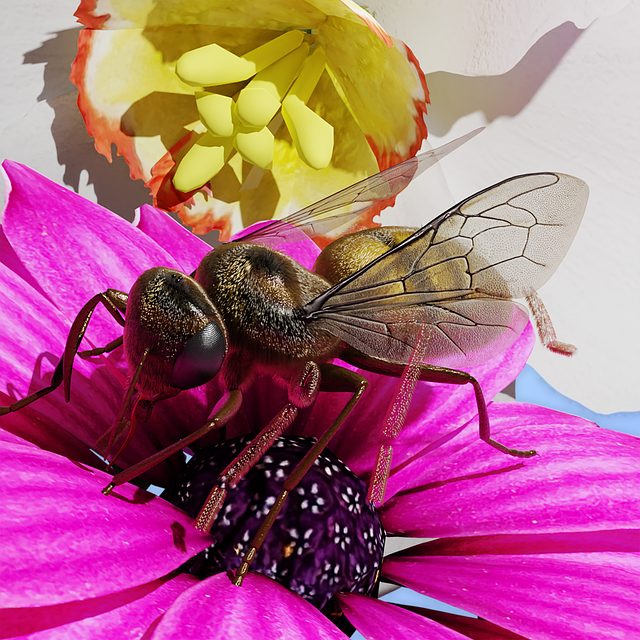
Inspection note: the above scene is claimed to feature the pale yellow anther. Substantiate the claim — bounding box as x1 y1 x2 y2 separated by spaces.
282 96 334 169
252 43 310 101
235 43 309 127
243 30 305 72
287 46 327 104
175 35 337 185
234 127 274 170
173 132 233 192
196 92 234 137
176 30 304 87
282 46 333 169
176 44 256 86
235 88 282 129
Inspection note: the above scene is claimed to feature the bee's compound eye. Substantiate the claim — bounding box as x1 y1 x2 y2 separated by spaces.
171 321 226 390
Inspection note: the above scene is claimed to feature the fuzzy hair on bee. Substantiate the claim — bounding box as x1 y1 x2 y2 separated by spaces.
1 128 588 586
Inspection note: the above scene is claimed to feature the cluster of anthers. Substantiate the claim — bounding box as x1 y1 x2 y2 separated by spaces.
174 30 334 192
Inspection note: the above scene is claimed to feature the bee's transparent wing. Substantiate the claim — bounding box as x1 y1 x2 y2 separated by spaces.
235 128 484 247
304 172 589 369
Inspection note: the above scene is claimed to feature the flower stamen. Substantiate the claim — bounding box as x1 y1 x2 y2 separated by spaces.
172 31 335 193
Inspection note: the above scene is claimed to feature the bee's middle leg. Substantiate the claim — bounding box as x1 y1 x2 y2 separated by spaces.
194 361 324 532
233 363 368 586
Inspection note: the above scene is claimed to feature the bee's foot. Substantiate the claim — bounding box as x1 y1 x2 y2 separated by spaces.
102 482 115 496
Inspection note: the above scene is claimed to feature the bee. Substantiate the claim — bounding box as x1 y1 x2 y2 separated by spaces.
1 129 588 584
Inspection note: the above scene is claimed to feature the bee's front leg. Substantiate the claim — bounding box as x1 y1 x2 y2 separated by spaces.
102 388 242 495
0 289 127 416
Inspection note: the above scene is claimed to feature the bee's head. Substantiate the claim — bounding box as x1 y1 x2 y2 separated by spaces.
124 267 227 394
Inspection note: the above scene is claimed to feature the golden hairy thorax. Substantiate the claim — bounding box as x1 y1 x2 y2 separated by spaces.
193 228 423 372
195 242 339 365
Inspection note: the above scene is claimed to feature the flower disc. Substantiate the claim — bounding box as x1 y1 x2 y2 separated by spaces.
163 435 385 609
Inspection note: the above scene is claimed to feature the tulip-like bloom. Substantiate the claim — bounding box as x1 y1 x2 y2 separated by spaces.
71 0 430 242
1 164 639 639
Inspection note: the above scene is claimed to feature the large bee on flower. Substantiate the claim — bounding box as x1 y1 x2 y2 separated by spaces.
1 129 588 583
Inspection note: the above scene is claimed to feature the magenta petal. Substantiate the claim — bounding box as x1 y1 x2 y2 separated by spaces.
0 428 41 448
0 436 213 607
335 593 466 639
381 405 640 537
326 324 535 477
150 572 349 639
383 530 640 640
1 161 179 344
398 608 530 640
0 573 198 639
134 204 210 274
0 261 125 464
0 225 46 297
231 220 321 270
0 260 207 483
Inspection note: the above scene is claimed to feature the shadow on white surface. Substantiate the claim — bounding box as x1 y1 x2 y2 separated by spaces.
425 21 584 136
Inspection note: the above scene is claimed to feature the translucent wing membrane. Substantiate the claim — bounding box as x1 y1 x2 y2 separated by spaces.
304 173 588 368
236 128 484 247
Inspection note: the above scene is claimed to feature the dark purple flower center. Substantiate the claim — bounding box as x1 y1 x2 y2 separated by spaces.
163 435 385 610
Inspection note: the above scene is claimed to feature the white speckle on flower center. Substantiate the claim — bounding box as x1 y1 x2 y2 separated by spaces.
163 435 385 610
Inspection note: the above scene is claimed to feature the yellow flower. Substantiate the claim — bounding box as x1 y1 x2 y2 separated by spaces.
71 0 429 242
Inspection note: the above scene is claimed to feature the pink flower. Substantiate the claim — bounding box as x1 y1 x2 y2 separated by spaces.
1 162 639 638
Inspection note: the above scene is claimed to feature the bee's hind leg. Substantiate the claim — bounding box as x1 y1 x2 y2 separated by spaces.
340 347 537 498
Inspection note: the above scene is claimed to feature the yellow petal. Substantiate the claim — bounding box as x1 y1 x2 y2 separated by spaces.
319 17 428 163
77 0 327 31
73 1 427 241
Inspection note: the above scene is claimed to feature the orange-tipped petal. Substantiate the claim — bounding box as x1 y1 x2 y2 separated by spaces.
72 0 429 241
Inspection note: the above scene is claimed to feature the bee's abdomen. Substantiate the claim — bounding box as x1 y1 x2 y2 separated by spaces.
314 226 416 284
